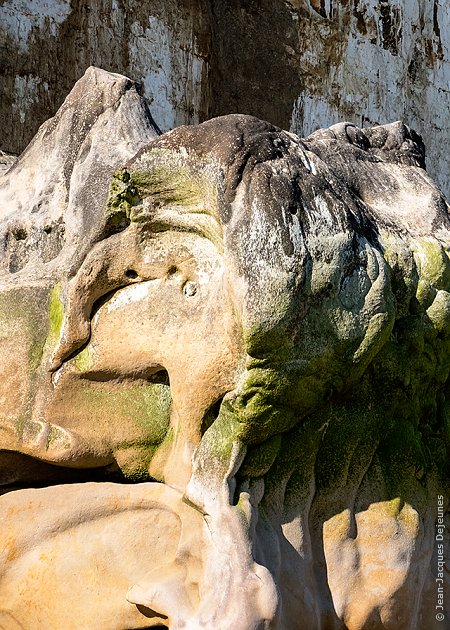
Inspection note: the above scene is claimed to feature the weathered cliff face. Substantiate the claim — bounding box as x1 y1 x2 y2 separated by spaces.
0 68 449 629
0 0 211 142
1 1 449 198
286 0 450 205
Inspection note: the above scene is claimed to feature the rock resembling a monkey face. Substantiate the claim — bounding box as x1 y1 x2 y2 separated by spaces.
1 70 449 630
39 115 394 494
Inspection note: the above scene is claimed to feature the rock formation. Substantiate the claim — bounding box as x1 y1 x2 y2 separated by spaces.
0 68 449 629
1 1 449 199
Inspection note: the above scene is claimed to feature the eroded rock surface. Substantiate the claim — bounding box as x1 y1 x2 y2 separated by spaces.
1 1 449 199
0 69 449 629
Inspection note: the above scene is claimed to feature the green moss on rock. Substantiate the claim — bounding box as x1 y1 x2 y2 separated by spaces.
48 283 64 341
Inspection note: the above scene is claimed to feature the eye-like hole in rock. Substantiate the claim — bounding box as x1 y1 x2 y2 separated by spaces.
13 227 27 240
183 280 197 297
125 268 138 279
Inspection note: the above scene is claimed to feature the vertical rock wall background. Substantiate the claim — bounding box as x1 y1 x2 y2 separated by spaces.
1 0 449 197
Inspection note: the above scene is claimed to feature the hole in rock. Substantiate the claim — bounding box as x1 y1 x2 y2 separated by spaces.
148 368 170 385
102 210 131 238
201 396 224 435
183 281 197 297
125 269 138 279
41 220 65 262
6 228 30 272
133 604 169 625
13 227 27 240
80 367 170 385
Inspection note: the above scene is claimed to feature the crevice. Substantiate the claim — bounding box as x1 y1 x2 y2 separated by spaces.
80 367 170 385
0 451 127 496
200 396 224 435
135 603 169 622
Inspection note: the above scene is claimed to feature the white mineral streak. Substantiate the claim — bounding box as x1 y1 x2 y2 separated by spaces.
1 2 205 143
12 75 47 124
128 15 205 132
290 0 450 198
0 0 70 129
0 0 71 51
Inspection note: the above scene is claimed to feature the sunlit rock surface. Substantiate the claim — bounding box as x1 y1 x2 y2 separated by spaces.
1 1 449 198
0 68 449 629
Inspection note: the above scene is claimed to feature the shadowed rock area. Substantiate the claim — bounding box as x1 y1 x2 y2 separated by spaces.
0 68 449 629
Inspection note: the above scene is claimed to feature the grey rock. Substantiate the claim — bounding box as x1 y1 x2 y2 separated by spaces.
0 66 159 284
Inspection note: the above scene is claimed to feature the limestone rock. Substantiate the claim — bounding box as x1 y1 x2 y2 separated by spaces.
1 1 449 199
0 66 159 281
0 70 449 629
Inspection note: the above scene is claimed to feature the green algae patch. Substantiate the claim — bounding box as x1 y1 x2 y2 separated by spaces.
378 419 429 481
231 367 298 444
383 497 403 518
48 283 64 342
352 311 393 369
245 287 448 518
75 379 171 442
106 158 218 220
114 443 159 482
414 238 450 308
104 159 224 248
313 399 383 496
380 231 420 318
129 164 206 208
426 290 450 335
415 239 450 289
200 399 244 463
105 169 140 221
63 377 172 480
0 286 51 420
239 434 282 478
74 344 95 373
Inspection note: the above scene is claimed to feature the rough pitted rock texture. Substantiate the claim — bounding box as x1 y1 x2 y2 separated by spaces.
0 1 449 199
0 69 449 629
